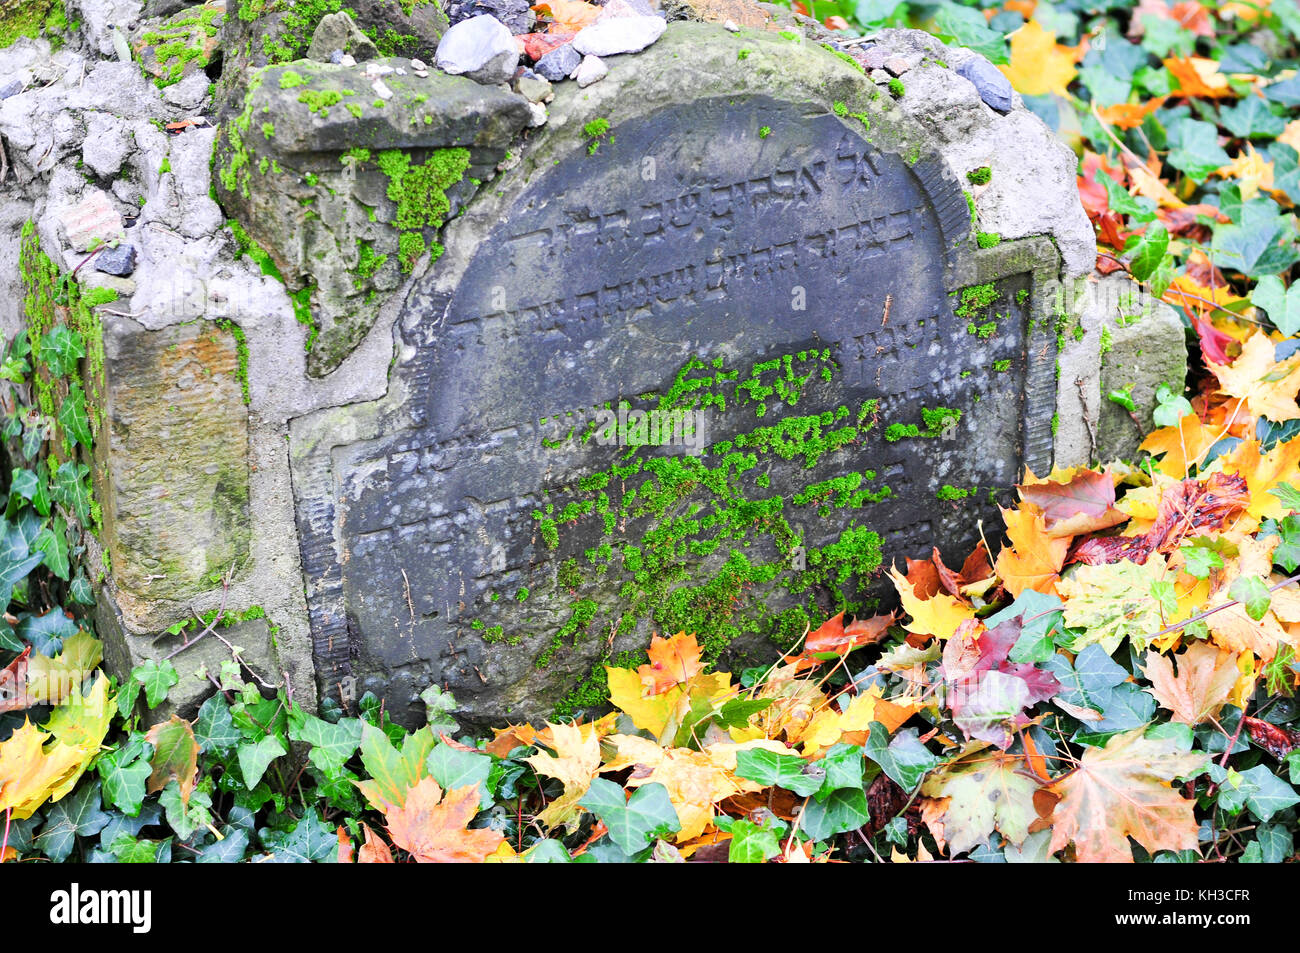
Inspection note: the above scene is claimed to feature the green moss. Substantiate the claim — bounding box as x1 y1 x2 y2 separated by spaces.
584 118 612 155
936 485 970 502
159 156 172 175
821 43 865 73
993 359 1011 372
215 319 251 405
967 166 992 185
758 125 772 139
888 77 906 98
1100 326 1114 358
298 88 343 116
1051 412 1060 436
976 232 1001 248
737 48 751 60
954 282 999 318
0 0 67 48
965 191 978 225
377 147 470 273
80 287 118 308
279 70 306 89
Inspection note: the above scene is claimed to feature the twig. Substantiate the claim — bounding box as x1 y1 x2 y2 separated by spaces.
1147 572 1300 642
1075 377 1097 461
163 573 231 659
0 135 9 185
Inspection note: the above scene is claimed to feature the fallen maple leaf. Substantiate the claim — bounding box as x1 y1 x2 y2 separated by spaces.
1058 557 1169 653
383 777 504 862
1142 642 1239 725
0 721 92 819
1165 56 1236 98
920 743 1042 855
1138 412 1221 478
1210 330 1300 423
525 720 602 830
994 504 1071 597
530 0 599 33
638 631 704 695
1000 20 1077 97
889 566 976 640
1224 435 1300 529
358 822 394 863
1047 727 1205 863
601 734 744 841
1018 468 1129 538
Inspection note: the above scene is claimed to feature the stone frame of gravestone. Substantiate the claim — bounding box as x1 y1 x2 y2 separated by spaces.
288 24 1080 726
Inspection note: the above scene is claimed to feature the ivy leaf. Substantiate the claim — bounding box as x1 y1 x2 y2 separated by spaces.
864 723 940 791
197 826 250 862
159 781 212 841
287 705 362 776
1124 224 1170 282
237 734 287 790
39 326 85 378
735 747 824 797
798 787 872 841
727 818 782 863
51 461 92 523
97 737 153 816
33 516 70 581
1252 275 1300 337
1229 575 1272 621
1220 96 1286 139
1179 538 1225 579
194 694 242 754
1167 118 1231 182
36 780 110 863
132 658 179 709
1209 763 1300 822
579 778 680 855
1211 198 1300 277
57 384 92 449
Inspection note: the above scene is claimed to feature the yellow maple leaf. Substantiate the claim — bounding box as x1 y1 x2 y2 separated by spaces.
1164 56 1235 98
602 734 742 842
606 666 684 738
1206 536 1292 661
0 722 90 819
524 721 602 830
1223 434 1300 530
999 20 1077 97
1210 330 1300 423
888 566 976 639
1215 144 1273 200
1141 642 1239 725
1279 118 1300 152
1138 412 1221 478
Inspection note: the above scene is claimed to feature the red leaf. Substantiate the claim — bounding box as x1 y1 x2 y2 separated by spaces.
1241 716 1300 759
1192 317 1235 366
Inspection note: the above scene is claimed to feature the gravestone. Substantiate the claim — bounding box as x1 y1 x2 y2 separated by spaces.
289 25 1070 726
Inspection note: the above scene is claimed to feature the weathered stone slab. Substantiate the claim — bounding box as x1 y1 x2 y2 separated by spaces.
212 58 532 376
290 25 1062 727
95 317 250 625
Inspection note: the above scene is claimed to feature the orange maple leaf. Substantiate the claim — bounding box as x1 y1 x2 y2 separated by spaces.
383 777 504 863
993 504 1070 596
1141 642 1239 725
530 0 600 34
638 632 705 695
1047 728 1205 863
1224 434 1300 529
1165 57 1236 98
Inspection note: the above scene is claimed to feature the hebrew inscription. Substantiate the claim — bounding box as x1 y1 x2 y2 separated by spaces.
292 96 1056 724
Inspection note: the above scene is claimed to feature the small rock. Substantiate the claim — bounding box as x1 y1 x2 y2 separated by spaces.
723 19 739 32
57 190 126 253
363 63 395 77
598 0 642 18
527 101 547 127
436 14 520 86
573 15 666 57
308 11 379 62
411 58 427 71
514 71 552 103
884 55 917 76
444 0 535 33
329 49 345 64
861 46 889 71
535 44 580 82
339 53 358 67
870 68 891 85
0 78 21 99
574 54 607 87
956 56 1014 113
94 243 138 277
82 114 132 178
372 78 394 99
